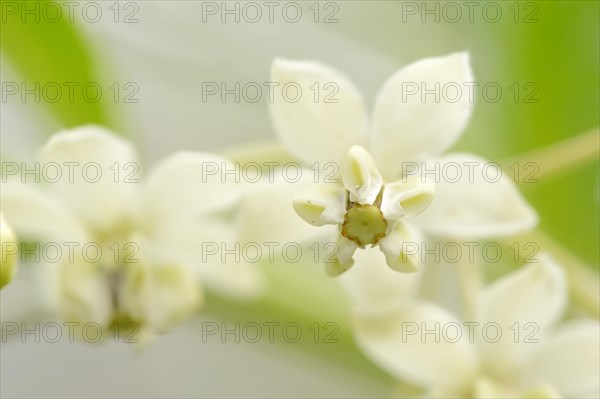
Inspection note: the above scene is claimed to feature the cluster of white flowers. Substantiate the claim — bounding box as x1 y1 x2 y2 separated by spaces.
1 51 598 397
1 126 263 341
267 52 600 397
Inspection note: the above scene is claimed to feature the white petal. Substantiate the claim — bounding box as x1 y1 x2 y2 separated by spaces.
370 52 474 179
143 151 246 228
59 258 113 327
39 126 140 232
476 254 567 378
337 246 422 314
381 176 435 220
351 302 477 391
153 221 265 299
0 212 18 289
237 173 335 245
412 153 538 238
270 59 368 166
529 320 600 399
325 235 357 277
472 378 560 399
0 181 89 241
341 145 383 205
293 183 347 226
120 258 203 334
378 222 423 273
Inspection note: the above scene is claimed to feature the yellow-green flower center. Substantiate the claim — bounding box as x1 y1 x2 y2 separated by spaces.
341 203 388 247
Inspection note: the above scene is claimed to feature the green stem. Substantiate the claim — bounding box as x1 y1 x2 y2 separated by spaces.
456 252 483 321
500 128 599 184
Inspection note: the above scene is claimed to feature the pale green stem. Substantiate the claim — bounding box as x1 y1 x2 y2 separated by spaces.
500 128 599 183
219 140 296 168
456 253 484 321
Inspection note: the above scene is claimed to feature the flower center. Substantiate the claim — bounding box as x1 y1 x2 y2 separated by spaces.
341 203 388 247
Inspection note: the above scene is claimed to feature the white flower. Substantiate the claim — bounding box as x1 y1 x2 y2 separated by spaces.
0 212 18 289
270 53 537 275
348 254 600 398
293 145 435 275
0 126 263 339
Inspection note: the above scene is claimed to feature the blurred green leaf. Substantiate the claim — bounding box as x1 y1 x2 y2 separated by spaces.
480 1 599 267
1 0 112 130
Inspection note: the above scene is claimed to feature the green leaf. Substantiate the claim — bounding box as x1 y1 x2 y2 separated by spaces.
1 0 113 130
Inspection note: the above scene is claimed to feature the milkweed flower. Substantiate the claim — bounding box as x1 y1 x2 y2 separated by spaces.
269 52 537 275
0 212 18 289
1 126 263 341
347 254 600 398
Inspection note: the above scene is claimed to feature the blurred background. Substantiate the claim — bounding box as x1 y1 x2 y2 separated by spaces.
1 1 598 397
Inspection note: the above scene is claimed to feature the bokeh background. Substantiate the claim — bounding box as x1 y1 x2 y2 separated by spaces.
1 1 598 397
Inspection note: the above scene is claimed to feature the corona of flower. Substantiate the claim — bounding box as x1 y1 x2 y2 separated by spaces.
293 145 435 275
270 52 537 276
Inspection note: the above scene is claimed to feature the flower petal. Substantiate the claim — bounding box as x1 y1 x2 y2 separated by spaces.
153 220 265 299
293 184 347 226
411 153 538 238
341 145 383 205
143 151 246 228
59 257 113 327
381 176 435 220
325 235 357 277
337 246 422 314
39 126 139 233
528 320 600 399
270 59 368 166
378 221 423 273
120 257 203 334
472 377 560 399
370 52 474 179
0 180 89 241
237 173 336 245
475 254 567 379
351 302 477 392
0 212 18 289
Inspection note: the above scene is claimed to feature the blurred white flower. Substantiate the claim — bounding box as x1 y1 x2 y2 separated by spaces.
348 254 600 398
0 212 18 289
1 126 263 340
269 52 537 275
